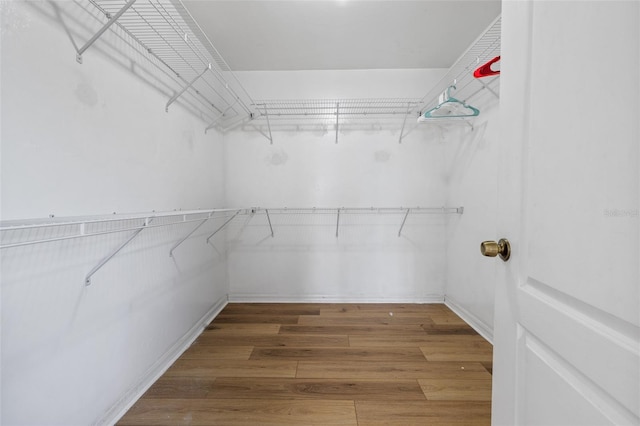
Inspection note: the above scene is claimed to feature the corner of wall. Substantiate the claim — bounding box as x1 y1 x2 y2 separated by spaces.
444 296 493 344
101 295 228 426
442 103 501 342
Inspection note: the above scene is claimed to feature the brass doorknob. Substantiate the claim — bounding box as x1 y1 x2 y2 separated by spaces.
480 238 511 261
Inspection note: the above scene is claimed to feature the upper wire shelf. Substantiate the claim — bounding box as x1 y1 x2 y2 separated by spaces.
248 16 501 139
74 1 499 134
79 0 256 131
253 99 421 118
417 16 501 120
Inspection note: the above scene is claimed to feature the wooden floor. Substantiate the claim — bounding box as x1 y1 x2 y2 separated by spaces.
118 303 493 425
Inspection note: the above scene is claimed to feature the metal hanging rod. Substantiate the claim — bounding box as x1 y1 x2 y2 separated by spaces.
245 207 463 215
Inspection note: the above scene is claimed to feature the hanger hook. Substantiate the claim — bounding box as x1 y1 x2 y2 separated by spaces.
445 85 456 100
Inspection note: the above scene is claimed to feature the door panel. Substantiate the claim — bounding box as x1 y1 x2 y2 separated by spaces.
493 1 639 425
519 329 621 426
525 1 639 325
519 280 639 421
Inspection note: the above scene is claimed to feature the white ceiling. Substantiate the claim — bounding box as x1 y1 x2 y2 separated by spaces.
182 0 501 71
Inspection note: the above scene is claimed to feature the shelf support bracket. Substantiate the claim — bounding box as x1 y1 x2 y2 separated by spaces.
335 102 340 144
76 0 136 64
398 102 412 144
264 105 273 145
474 75 499 100
166 64 211 112
265 209 274 237
398 208 410 237
169 213 212 257
85 217 150 286
206 210 240 244
205 101 237 134
335 208 340 238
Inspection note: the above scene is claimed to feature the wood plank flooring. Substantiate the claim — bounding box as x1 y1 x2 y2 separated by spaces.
118 303 493 425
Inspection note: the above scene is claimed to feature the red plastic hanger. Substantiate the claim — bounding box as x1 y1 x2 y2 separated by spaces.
473 56 500 78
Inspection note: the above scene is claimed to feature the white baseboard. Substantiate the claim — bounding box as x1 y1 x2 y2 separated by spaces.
444 295 493 344
228 293 445 304
97 295 228 426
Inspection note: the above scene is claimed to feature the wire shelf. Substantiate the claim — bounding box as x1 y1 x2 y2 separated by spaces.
75 1 499 133
417 16 501 119
247 99 423 143
246 16 501 136
253 99 421 118
82 0 256 130
252 207 462 215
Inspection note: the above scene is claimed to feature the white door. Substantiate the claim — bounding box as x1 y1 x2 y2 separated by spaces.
492 1 639 425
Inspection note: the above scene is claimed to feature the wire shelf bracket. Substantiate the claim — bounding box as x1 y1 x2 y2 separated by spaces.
398 208 410 237
85 217 151 286
205 210 241 244
169 213 213 257
205 101 238 134
166 64 211 112
398 102 412 144
335 103 340 144
76 0 136 64
265 209 274 237
264 105 273 145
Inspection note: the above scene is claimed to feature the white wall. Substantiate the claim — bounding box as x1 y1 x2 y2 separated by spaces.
1 2 224 220
236 69 447 99
1 2 228 424
224 69 452 302
443 102 500 342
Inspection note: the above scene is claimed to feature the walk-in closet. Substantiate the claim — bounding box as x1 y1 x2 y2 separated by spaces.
1 1 638 425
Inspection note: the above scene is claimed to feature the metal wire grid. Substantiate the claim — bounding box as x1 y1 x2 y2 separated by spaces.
0 206 464 233
252 207 461 215
0 209 239 249
237 207 459 238
249 17 501 129
85 0 255 129
418 16 501 117
247 99 425 139
253 99 422 119
76 1 499 130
